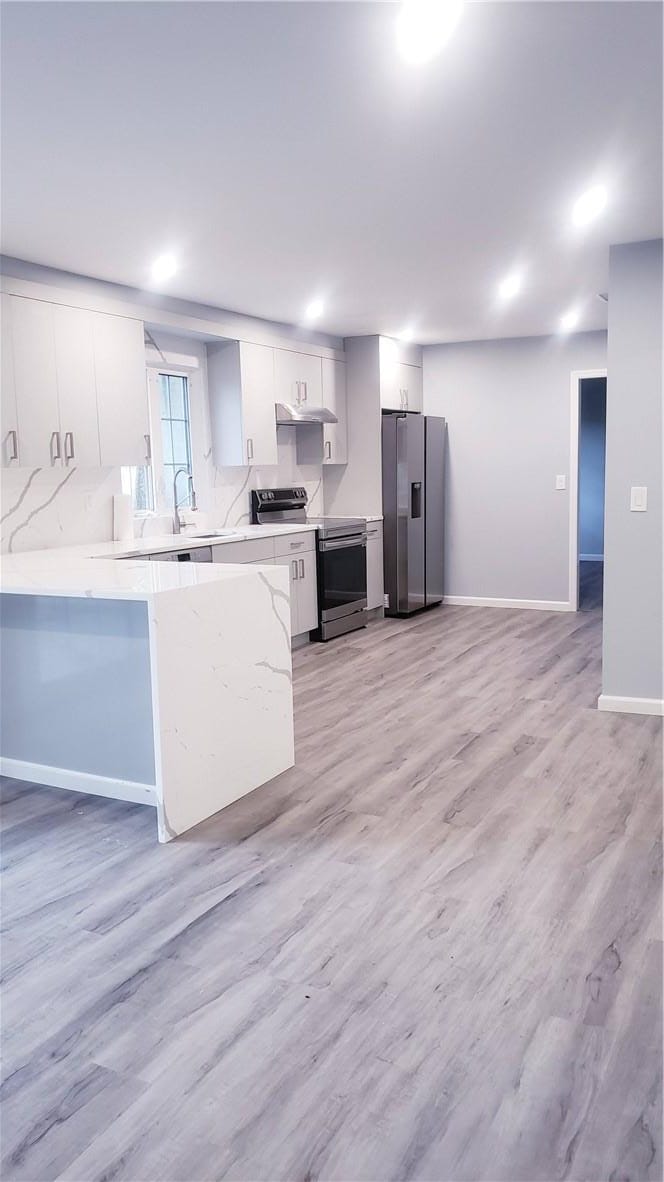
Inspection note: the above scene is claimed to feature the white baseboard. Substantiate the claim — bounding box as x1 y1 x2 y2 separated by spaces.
580 553 604 563
597 694 664 717
0 758 157 805
443 596 574 612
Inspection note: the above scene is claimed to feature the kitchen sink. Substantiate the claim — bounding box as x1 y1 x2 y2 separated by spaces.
186 530 236 539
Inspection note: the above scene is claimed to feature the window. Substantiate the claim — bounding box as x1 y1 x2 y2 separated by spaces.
122 370 194 514
159 374 193 509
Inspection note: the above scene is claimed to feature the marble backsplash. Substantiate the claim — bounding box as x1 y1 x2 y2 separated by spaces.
1 428 323 553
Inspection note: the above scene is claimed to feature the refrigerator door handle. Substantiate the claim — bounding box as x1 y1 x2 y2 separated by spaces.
411 481 422 519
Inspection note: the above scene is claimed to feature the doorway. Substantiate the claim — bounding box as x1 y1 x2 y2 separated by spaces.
569 369 607 611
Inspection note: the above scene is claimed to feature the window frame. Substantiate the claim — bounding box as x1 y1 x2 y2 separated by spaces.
150 369 194 512
146 365 197 516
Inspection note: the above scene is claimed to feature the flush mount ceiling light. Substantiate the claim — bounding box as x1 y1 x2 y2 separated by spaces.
304 298 324 321
498 271 523 301
396 0 465 65
572 184 607 228
559 307 580 333
151 253 177 283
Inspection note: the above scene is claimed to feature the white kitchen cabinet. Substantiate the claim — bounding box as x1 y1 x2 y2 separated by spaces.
295 547 319 633
272 554 300 635
4 295 148 469
211 537 275 565
53 305 101 467
366 520 384 611
399 363 423 412
322 358 347 465
1 294 20 467
379 337 423 412
208 340 278 467
273 532 318 636
93 312 150 468
10 296 61 467
274 348 322 408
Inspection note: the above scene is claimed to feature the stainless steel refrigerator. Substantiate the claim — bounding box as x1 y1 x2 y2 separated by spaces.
381 412 446 616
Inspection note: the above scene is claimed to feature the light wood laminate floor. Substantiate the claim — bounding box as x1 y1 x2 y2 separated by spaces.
1 601 662 1182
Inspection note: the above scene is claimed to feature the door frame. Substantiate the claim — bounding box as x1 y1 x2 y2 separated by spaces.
569 368 607 611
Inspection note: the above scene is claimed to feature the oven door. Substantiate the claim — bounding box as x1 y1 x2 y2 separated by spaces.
318 534 367 621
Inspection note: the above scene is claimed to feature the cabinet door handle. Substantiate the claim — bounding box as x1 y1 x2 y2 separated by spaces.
302 381 307 402
64 431 75 461
144 434 152 461
295 381 301 405
246 437 254 461
324 440 332 460
404 389 409 409
50 431 61 463
292 559 298 580
299 558 305 578
7 429 18 462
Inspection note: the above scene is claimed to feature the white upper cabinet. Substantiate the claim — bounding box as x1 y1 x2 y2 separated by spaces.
379 337 423 412
52 305 101 467
208 340 278 467
1 294 20 467
3 294 148 468
10 296 61 467
321 358 347 465
399 363 423 412
93 312 150 468
274 348 322 407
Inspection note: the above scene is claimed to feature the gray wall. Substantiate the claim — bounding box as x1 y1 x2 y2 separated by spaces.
602 239 663 704
423 331 607 603
579 377 607 558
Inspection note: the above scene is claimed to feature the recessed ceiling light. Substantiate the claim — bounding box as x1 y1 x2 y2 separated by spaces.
498 271 523 301
304 298 324 321
397 327 414 342
572 184 607 227
560 308 580 333
396 0 464 65
151 254 177 283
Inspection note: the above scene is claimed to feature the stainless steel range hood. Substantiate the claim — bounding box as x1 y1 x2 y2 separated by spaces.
275 403 338 425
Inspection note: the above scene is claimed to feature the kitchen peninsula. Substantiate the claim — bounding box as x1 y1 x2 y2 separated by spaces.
0 539 297 842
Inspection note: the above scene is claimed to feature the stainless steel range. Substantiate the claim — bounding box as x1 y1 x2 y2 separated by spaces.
251 488 367 641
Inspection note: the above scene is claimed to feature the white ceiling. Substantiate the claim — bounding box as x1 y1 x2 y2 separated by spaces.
1 1 662 343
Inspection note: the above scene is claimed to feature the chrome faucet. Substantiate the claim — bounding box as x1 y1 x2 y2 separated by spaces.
173 467 197 534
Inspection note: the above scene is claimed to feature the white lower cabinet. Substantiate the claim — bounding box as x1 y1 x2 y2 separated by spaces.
211 531 318 638
366 521 384 611
295 548 319 633
273 532 318 637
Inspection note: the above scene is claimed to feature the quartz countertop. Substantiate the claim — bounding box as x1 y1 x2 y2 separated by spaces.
0 523 316 601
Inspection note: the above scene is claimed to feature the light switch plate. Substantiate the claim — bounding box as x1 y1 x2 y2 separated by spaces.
630 486 648 511
555 475 566 490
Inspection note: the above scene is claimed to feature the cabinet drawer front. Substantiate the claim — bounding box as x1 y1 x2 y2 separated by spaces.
212 538 276 564
366 522 383 539
273 531 316 556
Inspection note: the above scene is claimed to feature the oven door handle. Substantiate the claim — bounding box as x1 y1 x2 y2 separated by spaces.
319 535 367 552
